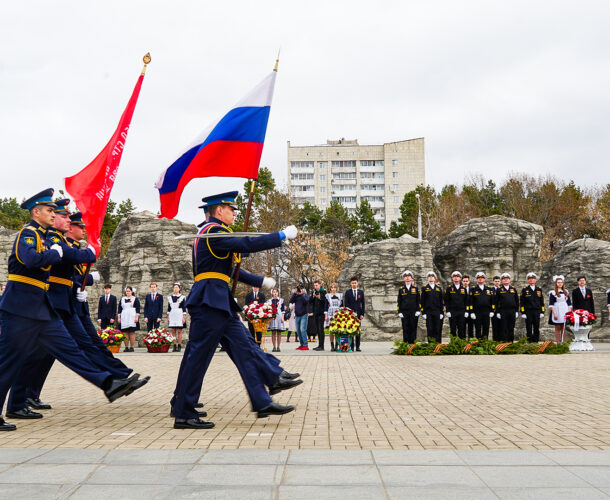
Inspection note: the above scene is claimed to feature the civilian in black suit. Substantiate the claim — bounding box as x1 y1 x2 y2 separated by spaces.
343 276 365 351
97 284 117 329
572 276 595 314
144 282 164 331
245 287 266 343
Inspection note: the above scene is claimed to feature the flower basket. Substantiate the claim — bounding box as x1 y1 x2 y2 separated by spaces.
251 318 271 333
243 302 277 327
146 344 171 353
564 309 598 327
329 307 361 338
143 328 175 352
97 327 125 349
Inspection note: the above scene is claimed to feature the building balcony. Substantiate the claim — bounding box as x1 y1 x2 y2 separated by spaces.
290 167 315 175
290 179 315 186
292 190 315 197
359 165 385 173
331 178 357 185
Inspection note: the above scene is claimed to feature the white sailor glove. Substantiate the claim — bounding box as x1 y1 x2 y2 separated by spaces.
471 313 476 319
422 314 427 319
515 312 519 319
464 312 469 318
522 314 527 319
415 311 421 317
50 244 63 258
446 311 451 318
90 271 100 282
439 314 444 319
87 244 97 257
489 312 495 318
281 225 298 240
398 313 404 318
496 313 501 319
76 290 88 302
540 313 545 318
262 277 276 289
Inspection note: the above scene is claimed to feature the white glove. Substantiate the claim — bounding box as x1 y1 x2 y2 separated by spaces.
471 313 476 319
87 244 97 257
90 271 100 282
262 277 276 289
464 312 469 318
76 290 88 302
281 225 298 240
422 314 427 319
515 312 519 319
50 244 63 258
489 312 495 318
496 313 501 319
522 314 527 319
446 312 451 318
398 313 403 318
440 314 444 319
415 311 421 317
540 313 545 318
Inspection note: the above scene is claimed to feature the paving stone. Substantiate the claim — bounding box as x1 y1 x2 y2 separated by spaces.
104 449 204 464
86 464 192 485
168 485 276 499
0 448 49 463
282 465 381 485
287 449 373 465
542 450 610 466
379 465 486 487
492 487 610 499
457 449 556 466
186 464 282 486
279 485 386 499
199 449 288 464
0 483 78 499
29 448 109 464
0 463 98 484
374 449 464 465
386 486 497 499
69 484 174 500
472 465 590 488
565 466 610 487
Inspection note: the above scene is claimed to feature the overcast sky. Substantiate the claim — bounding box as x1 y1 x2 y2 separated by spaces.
1 0 609 225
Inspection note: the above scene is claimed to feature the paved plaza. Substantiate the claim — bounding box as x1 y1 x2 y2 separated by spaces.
0 342 609 498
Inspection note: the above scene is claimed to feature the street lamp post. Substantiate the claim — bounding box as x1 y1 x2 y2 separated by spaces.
415 193 422 240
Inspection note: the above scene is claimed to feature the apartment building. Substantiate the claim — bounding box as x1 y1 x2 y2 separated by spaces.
287 138 425 230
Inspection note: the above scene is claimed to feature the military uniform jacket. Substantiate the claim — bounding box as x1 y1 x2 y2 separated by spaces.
47 231 96 315
0 220 62 320
470 285 494 312
72 249 94 318
444 284 468 313
397 285 421 314
520 286 545 313
185 216 282 314
494 285 519 312
420 284 443 314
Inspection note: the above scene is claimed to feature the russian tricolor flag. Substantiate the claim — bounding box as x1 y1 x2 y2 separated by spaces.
155 71 276 219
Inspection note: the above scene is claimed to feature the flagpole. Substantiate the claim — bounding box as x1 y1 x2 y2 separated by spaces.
80 52 151 292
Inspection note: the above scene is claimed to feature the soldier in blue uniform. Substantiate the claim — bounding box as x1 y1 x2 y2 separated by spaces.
171 191 300 429
0 189 140 431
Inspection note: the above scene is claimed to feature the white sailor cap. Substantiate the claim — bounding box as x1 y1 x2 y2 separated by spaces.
501 272 511 279
526 272 537 279
475 271 486 279
426 271 437 278
401 270 414 278
451 271 462 278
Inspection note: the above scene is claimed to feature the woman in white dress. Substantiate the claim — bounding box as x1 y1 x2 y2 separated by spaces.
167 282 187 352
324 283 343 352
267 288 286 352
286 301 297 343
548 275 572 343
117 286 140 352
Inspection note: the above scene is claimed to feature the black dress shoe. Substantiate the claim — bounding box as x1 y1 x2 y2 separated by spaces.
257 402 295 418
313 346 324 351
281 370 300 380
0 417 16 431
174 418 215 429
170 408 207 418
6 408 43 419
194 402 205 409
268 377 303 395
124 375 151 396
105 374 139 402
356 348 362 352
26 398 52 410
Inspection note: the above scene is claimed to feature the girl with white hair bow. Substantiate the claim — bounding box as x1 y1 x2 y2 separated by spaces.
548 275 572 343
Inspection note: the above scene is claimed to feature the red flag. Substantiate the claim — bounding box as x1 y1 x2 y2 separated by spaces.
65 70 146 255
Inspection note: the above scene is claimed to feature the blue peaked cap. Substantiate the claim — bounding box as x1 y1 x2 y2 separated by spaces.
53 198 71 214
70 211 86 226
21 188 57 210
199 191 239 210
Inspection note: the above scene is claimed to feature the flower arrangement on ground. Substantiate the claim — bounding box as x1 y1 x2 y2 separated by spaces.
97 328 125 347
243 302 277 334
328 307 361 337
564 309 597 327
143 328 175 353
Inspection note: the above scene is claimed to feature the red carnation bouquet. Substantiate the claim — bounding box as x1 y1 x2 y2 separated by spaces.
243 302 277 321
564 309 597 327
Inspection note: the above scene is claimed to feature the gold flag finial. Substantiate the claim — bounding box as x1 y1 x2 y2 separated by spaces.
273 48 280 72
142 52 151 74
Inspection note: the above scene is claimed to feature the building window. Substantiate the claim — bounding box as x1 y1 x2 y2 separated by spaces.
320 198 326 205
331 160 356 168
320 187 326 193
394 208 399 215
291 161 314 168
294 185 314 192
332 184 356 191
361 196 384 203
360 184 384 191
332 172 356 180
393 184 398 190
291 173 314 180
360 160 384 166
319 162 327 169
360 172 384 179
393 172 399 178
392 160 398 166
320 174 326 181
332 196 357 203
393 196 399 203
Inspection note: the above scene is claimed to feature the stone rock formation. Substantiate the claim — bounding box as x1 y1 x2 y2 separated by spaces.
338 234 438 340
540 238 610 340
0 227 18 284
434 215 544 285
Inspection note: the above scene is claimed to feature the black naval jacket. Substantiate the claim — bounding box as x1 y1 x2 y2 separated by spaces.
397 284 421 314
469 285 495 313
420 284 443 314
494 285 519 312
520 286 545 313
444 284 468 313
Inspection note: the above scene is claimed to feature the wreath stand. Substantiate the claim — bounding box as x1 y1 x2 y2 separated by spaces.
250 318 270 352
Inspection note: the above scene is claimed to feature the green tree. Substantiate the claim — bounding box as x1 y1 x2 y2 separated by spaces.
100 198 136 255
354 200 386 243
0 197 29 229
388 185 435 238
294 201 323 231
320 200 357 241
